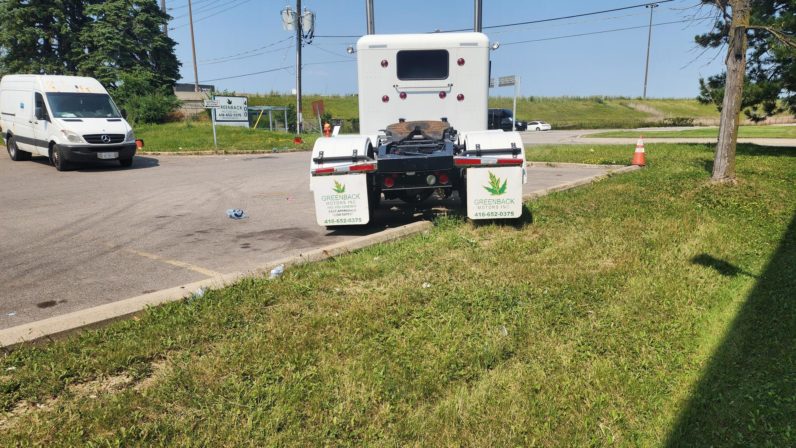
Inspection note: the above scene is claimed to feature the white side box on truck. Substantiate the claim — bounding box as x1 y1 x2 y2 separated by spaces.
0 75 136 170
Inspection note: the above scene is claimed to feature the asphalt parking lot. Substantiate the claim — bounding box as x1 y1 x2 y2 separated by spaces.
0 152 617 329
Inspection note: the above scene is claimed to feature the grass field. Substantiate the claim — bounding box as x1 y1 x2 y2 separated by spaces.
1 143 794 446
589 125 796 139
245 94 744 130
134 121 317 152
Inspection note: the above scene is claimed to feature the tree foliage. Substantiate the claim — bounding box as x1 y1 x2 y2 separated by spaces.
0 0 180 92
696 0 796 121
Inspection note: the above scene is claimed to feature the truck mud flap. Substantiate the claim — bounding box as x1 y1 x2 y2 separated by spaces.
465 166 524 220
311 174 371 226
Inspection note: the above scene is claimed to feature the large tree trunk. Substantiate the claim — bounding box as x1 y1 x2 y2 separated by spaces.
713 0 751 183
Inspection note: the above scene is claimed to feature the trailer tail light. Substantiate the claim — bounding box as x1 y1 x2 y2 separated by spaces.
381 59 389 68
350 163 377 172
497 158 524 166
382 95 389 103
457 94 464 101
383 177 395 188
399 92 407 100
438 173 450 185
312 167 335 175
457 58 465 66
439 91 447 99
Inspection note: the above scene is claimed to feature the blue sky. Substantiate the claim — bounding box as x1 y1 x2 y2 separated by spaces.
166 0 725 98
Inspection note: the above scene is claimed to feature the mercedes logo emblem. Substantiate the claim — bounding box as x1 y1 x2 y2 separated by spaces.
101 134 111 143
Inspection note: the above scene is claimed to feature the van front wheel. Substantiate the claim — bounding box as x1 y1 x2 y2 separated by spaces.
50 146 70 171
7 136 31 161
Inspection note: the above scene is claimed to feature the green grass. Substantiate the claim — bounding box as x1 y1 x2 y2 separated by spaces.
246 94 786 130
134 121 317 152
588 125 796 139
1 143 794 446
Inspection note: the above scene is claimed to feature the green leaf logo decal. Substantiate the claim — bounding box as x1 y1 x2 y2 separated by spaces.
483 171 508 196
333 180 346 194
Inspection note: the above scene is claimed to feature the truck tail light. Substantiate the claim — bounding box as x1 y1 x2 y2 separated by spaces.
383 177 395 188
399 92 407 100
457 94 464 101
457 58 465 66
382 95 389 103
438 173 450 185
454 158 524 167
439 91 446 99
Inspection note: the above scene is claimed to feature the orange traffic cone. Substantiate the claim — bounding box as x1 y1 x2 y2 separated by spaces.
632 136 646 166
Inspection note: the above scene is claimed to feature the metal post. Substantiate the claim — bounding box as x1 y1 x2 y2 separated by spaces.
284 109 288 132
512 77 518 132
643 3 658 99
269 110 273 131
160 0 168 37
211 108 218 149
295 0 303 134
366 0 375 34
474 0 482 32
187 0 199 92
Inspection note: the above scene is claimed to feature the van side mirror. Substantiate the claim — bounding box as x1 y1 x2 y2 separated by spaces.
120 109 127 119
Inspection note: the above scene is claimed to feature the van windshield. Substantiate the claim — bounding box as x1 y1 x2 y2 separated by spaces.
46 93 121 119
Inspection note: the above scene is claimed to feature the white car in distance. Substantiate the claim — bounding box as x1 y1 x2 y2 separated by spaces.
528 120 552 131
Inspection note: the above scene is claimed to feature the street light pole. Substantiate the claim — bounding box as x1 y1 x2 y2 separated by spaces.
642 3 659 99
295 0 303 134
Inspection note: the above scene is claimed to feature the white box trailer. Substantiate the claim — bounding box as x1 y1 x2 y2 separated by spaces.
0 75 136 170
309 17 525 227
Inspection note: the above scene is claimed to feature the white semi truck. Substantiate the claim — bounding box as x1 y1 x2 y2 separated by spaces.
310 3 525 227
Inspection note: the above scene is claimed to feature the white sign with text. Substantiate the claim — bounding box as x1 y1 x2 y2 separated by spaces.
466 166 523 219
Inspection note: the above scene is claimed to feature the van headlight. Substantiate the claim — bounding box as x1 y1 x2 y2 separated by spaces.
125 130 135 142
61 130 84 144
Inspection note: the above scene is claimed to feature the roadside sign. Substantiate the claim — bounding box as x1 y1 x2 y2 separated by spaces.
489 78 495 88
203 99 220 108
498 76 516 87
311 100 325 116
214 96 248 127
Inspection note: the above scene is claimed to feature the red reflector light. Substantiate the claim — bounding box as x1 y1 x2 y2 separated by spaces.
382 95 389 103
457 93 464 101
383 177 395 188
439 91 447 99
399 92 407 100
313 167 334 175
455 158 481 166
381 59 388 68
439 173 450 184
498 158 524 166
350 163 376 172
457 58 465 66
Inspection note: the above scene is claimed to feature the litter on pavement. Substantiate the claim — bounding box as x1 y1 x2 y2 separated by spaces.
226 209 247 220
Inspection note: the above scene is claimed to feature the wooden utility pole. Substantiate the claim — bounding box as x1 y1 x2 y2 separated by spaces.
187 0 200 93
642 3 658 99
713 0 751 183
160 0 167 37
295 0 303 134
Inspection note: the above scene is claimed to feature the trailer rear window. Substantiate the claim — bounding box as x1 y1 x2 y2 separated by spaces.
397 50 449 80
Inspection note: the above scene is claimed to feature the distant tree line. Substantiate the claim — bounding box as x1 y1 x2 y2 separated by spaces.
0 0 181 123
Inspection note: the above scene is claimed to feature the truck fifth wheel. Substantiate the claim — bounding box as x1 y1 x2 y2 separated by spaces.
309 31 526 227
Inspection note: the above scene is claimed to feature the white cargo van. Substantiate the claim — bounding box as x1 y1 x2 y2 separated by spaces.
0 75 136 170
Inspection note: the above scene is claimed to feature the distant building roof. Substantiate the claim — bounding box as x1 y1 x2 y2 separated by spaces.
174 83 215 93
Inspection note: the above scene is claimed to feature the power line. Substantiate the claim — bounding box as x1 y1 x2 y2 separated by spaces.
200 45 293 65
200 65 291 83
501 19 688 46
170 0 254 30
446 0 675 32
314 0 676 38
199 37 293 63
